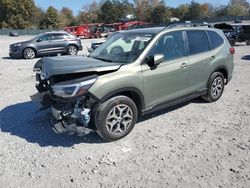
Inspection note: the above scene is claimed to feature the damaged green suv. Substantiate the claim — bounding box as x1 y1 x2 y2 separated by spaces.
34 27 234 141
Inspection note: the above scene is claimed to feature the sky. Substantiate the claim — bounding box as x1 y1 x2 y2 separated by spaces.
35 0 230 16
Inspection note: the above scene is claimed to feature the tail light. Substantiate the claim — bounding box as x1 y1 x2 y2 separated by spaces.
229 47 235 55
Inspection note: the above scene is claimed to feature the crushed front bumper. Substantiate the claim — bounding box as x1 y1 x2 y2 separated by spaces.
49 107 92 136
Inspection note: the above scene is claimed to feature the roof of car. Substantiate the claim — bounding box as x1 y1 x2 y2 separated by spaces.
120 27 165 34
43 31 69 34
120 26 223 35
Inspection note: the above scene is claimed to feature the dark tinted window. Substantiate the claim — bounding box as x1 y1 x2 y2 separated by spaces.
148 31 185 61
53 33 65 40
242 25 250 33
37 34 52 42
187 31 210 55
208 31 224 49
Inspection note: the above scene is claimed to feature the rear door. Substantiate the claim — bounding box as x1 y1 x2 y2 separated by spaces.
51 33 67 53
185 30 214 93
142 31 190 108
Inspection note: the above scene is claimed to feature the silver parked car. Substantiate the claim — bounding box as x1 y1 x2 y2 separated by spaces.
9 31 83 59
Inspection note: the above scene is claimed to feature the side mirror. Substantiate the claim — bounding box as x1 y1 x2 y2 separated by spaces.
145 54 164 68
37 39 42 42
154 54 165 66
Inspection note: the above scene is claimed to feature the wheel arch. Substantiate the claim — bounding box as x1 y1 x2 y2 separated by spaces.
100 87 145 115
67 44 78 50
22 47 37 58
212 66 229 84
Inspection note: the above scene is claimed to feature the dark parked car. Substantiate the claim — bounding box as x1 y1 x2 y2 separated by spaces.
9 31 19 37
214 23 250 46
9 31 83 59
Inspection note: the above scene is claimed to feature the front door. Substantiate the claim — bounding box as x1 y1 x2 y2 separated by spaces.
36 34 54 55
142 31 190 109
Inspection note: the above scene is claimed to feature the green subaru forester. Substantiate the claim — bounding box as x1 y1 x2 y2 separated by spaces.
34 26 234 141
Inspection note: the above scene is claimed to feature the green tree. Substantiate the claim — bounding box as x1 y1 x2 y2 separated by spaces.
97 0 133 23
184 1 203 20
40 6 61 29
173 4 189 19
31 7 45 29
228 0 249 16
0 0 36 29
60 7 75 26
151 3 172 24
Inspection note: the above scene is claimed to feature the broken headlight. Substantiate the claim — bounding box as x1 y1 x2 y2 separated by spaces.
52 75 98 98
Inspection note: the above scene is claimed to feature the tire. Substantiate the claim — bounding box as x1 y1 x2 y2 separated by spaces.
67 45 78 55
23 48 36 59
246 40 250 45
202 72 225 103
95 95 138 141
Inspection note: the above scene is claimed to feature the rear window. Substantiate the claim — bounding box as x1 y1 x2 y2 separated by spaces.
207 31 224 49
187 31 210 55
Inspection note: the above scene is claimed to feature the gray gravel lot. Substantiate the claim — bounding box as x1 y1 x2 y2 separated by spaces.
0 35 250 188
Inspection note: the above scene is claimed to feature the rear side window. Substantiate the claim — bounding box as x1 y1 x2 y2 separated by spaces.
187 31 210 55
207 31 224 49
53 33 65 40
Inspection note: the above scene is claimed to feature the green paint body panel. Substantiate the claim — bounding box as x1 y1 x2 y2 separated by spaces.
89 27 234 111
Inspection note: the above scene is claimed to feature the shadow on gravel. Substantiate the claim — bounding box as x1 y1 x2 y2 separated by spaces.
139 97 206 122
1 98 206 146
0 101 105 147
241 55 250 61
2 57 12 59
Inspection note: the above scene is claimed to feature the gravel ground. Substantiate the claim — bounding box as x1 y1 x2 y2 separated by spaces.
0 35 250 188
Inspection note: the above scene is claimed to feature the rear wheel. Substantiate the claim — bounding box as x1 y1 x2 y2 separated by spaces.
95 96 138 141
67 45 78 55
202 72 225 102
23 48 36 59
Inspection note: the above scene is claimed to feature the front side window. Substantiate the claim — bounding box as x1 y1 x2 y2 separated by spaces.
37 34 52 42
187 31 210 55
148 31 185 61
207 31 224 49
90 32 154 63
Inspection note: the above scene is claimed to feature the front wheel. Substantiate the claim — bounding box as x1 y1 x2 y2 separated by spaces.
23 48 36 59
95 96 138 141
202 72 225 102
67 45 78 55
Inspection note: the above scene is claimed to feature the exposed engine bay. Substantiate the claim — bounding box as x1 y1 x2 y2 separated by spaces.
33 56 121 136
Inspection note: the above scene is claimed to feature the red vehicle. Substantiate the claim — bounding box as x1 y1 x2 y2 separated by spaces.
117 20 148 30
64 21 148 39
64 23 102 38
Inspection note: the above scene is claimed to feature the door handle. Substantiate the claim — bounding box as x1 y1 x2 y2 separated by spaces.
210 56 216 60
180 63 188 69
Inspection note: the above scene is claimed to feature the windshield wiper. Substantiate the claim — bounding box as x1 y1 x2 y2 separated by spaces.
92 56 113 62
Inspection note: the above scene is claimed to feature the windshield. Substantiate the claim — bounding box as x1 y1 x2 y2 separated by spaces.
90 32 154 63
30 33 44 41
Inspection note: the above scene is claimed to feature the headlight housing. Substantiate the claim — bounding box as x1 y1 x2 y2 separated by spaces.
52 75 98 98
13 43 22 47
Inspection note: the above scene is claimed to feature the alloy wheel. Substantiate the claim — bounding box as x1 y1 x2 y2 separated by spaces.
106 104 133 136
68 46 77 55
211 77 223 98
26 49 35 59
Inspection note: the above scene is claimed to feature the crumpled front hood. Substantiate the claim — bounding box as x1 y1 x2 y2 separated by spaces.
35 56 122 78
